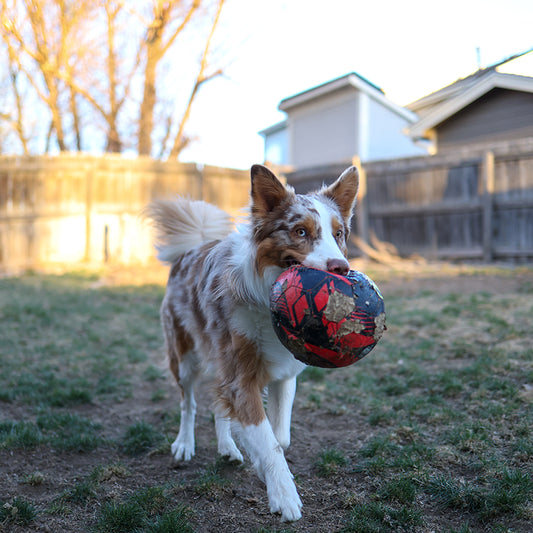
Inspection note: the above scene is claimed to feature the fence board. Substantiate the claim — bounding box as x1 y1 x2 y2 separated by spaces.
286 146 533 262
0 155 249 272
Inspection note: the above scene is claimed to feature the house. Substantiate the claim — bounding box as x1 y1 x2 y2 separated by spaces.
260 120 288 166
406 49 533 154
259 72 426 169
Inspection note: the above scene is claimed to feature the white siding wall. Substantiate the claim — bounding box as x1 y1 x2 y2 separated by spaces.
289 88 358 168
367 97 427 160
264 127 288 165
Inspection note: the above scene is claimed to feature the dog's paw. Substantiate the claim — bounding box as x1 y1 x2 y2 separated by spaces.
171 436 194 462
218 440 244 464
267 476 302 522
270 492 302 522
274 433 290 451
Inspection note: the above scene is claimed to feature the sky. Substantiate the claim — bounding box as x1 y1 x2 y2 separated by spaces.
178 0 533 170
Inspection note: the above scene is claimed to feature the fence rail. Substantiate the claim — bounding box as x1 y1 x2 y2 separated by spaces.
286 146 533 262
0 154 249 272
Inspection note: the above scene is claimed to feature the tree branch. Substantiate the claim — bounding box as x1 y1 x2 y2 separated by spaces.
168 0 225 159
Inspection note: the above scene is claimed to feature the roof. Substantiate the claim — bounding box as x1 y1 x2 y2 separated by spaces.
278 72 417 123
408 71 533 139
258 120 287 137
407 48 533 139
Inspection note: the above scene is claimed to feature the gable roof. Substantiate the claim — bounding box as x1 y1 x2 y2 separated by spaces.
258 120 287 137
278 72 417 123
407 49 533 139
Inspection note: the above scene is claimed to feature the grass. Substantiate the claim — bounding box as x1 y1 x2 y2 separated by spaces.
95 499 146 532
121 421 166 456
0 274 163 408
341 501 422 532
36 412 103 451
0 420 43 448
295 269 533 531
0 496 38 525
1 268 532 531
194 460 229 496
0 414 103 451
377 475 418 504
59 479 98 504
94 486 193 533
426 469 533 519
315 448 348 477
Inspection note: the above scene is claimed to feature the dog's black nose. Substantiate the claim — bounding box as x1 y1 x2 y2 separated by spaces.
326 258 349 276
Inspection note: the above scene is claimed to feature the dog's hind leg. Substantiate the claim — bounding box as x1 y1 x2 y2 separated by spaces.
162 303 198 462
170 351 199 462
214 411 243 463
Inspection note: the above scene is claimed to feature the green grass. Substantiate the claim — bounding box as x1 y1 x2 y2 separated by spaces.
315 448 348 476
144 508 194 533
297 276 533 530
59 479 98 505
1 269 533 531
194 460 229 496
22 471 46 486
342 501 422 532
426 469 533 519
36 412 103 451
0 496 38 525
94 486 193 533
120 421 166 456
0 413 103 451
0 420 43 448
95 499 146 532
0 274 163 408
377 475 418 504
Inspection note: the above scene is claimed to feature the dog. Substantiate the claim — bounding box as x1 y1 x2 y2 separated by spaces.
145 164 359 521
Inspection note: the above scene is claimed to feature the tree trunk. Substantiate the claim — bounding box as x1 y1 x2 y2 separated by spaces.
138 54 157 156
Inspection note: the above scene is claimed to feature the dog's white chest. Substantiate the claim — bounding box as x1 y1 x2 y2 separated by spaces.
231 305 305 381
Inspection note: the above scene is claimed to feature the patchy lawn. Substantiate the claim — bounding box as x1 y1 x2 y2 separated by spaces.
0 262 532 532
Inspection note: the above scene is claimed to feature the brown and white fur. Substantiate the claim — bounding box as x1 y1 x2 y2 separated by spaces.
146 164 359 522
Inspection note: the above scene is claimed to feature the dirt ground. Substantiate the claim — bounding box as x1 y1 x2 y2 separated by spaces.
1 259 532 532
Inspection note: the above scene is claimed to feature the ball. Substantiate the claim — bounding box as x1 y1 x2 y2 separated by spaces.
270 265 386 368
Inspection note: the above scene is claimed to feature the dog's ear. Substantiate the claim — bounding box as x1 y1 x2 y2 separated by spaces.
323 166 359 222
250 164 289 217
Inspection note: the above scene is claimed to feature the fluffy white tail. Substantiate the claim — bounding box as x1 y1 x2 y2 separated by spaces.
145 198 233 264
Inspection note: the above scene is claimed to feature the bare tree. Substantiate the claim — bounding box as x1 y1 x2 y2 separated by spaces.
0 0 98 151
0 0 227 158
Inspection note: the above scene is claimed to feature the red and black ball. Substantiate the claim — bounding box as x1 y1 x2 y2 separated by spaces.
270 266 386 368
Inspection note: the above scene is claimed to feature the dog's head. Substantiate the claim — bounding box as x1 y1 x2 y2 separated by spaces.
250 164 359 276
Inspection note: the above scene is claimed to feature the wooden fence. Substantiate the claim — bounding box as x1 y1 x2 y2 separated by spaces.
286 145 533 262
3 148 533 272
0 154 250 272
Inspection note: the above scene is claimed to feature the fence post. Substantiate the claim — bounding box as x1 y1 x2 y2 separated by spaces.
482 151 495 262
353 156 369 254
84 163 93 262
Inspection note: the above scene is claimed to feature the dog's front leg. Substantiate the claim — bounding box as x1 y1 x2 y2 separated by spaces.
222 334 302 520
239 418 302 522
267 377 296 450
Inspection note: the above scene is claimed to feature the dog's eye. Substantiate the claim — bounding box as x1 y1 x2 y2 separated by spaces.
335 229 344 239
296 228 306 238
